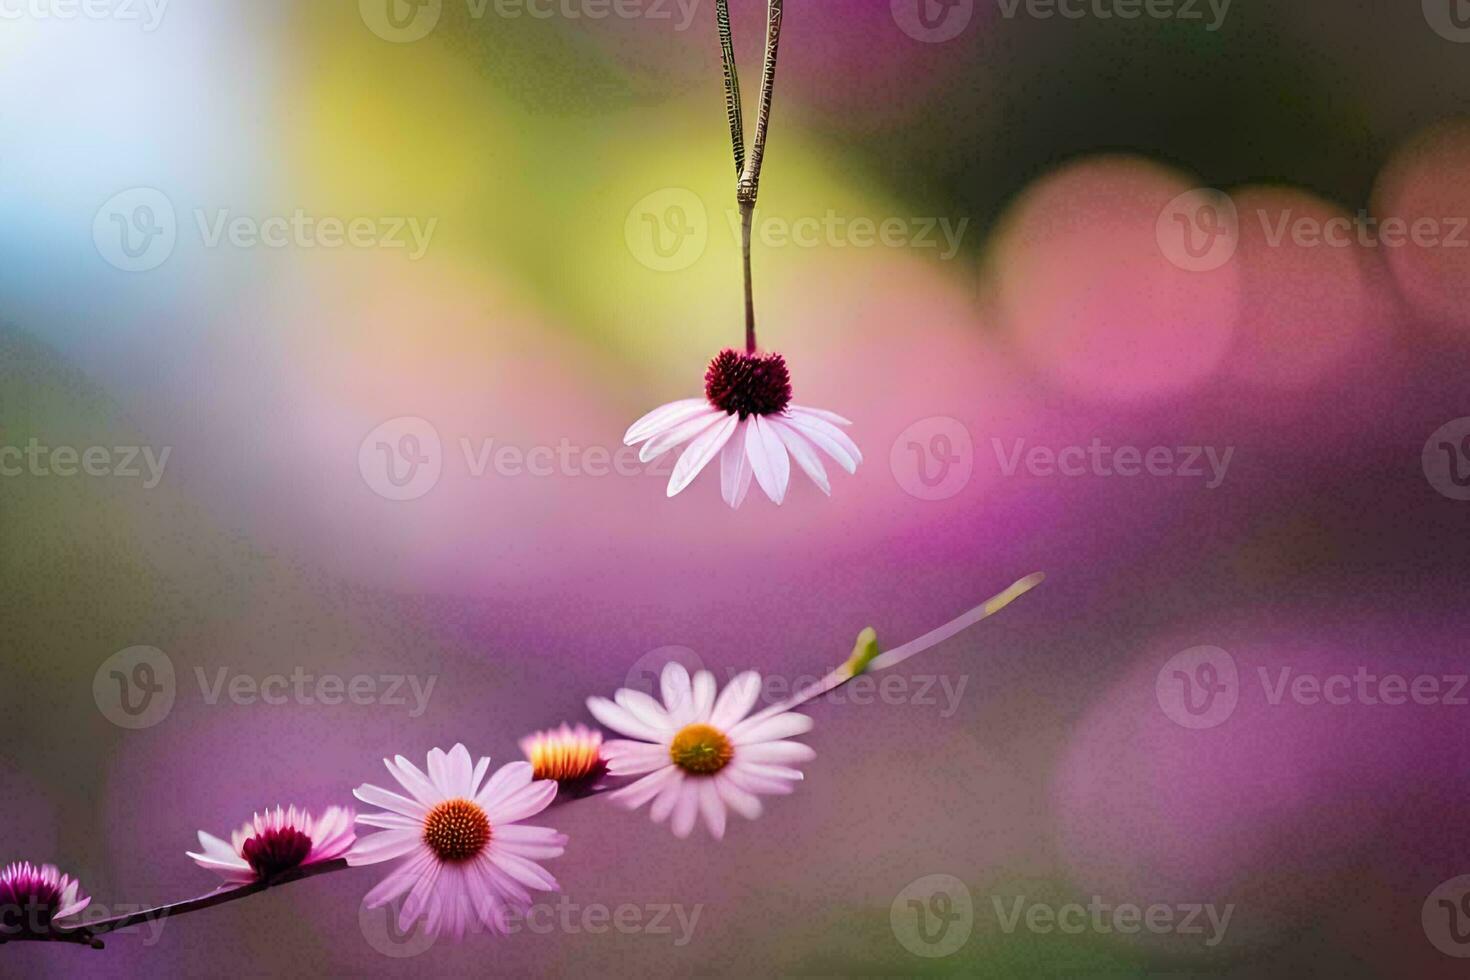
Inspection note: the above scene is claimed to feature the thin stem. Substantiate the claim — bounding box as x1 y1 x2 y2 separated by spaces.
714 0 745 176
741 201 756 353
13 571 1043 950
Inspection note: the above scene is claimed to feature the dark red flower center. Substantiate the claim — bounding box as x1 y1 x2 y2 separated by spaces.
0 879 63 933
241 827 313 878
704 349 793 419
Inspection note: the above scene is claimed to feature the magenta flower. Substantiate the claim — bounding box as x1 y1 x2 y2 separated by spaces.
187 805 355 884
0 861 90 936
349 744 567 940
589 663 814 839
624 349 862 506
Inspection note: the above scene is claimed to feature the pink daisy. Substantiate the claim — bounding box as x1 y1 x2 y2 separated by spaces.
624 348 861 506
589 663 815 838
348 744 567 941
0 861 90 935
186 805 355 884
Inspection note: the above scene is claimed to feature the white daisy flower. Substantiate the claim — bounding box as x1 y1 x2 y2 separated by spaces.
348 744 567 940
624 348 862 506
588 663 815 839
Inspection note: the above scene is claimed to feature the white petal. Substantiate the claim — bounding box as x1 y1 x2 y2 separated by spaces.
354 783 429 819
362 846 435 908
475 761 533 809
772 420 830 495
586 695 667 742
639 409 724 463
386 755 438 806
346 829 421 866
608 765 679 810
614 689 676 733
670 781 700 838
729 711 813 745
698 779 727 840
709 671 763 730
426 748 453 798
782 412 861 474
485 779 557 824
720 418 753 508
668 412 738 497
789 405 853 427
746 415 790 504
624 398 710 445
446 744 475 798
736 740 816 765
714 773 764 820
489 848 559 892
723 765 798 796
660 662 696 725
602 740 672 776
356 811 420 831
691 670 717 722
649 770 687 823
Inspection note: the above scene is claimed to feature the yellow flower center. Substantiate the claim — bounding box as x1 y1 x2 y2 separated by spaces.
422 799 490 862
669 723 734 775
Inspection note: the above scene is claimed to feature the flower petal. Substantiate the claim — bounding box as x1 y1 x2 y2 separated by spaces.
772 420 830 495
586 695 667 742
484 779 557 824
714 772 764 819
746 415 790 504
475 761 533 809
624 398 710 446
386 755 439 806
698 779 727 840
709 671 763 731
667 412 738 497
602 740 672 776
639 409 724 463
735 740 816 765
354 783 429 819
670 781 700 838
660 662 696 725
720 418 753 508
608 765 679 810
729 710 814 745
346 829 421 866
782 411 861 473
613 689 676 734
789 405 853 427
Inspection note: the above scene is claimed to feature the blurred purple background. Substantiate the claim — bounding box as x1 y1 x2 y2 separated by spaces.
3 0 1470 975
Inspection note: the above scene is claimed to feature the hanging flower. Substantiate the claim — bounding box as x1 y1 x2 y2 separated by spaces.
0 862 90 936
186 805 355 884
520 723 605 787
624 349 861 506
349 744 566 940
587 663 814 838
